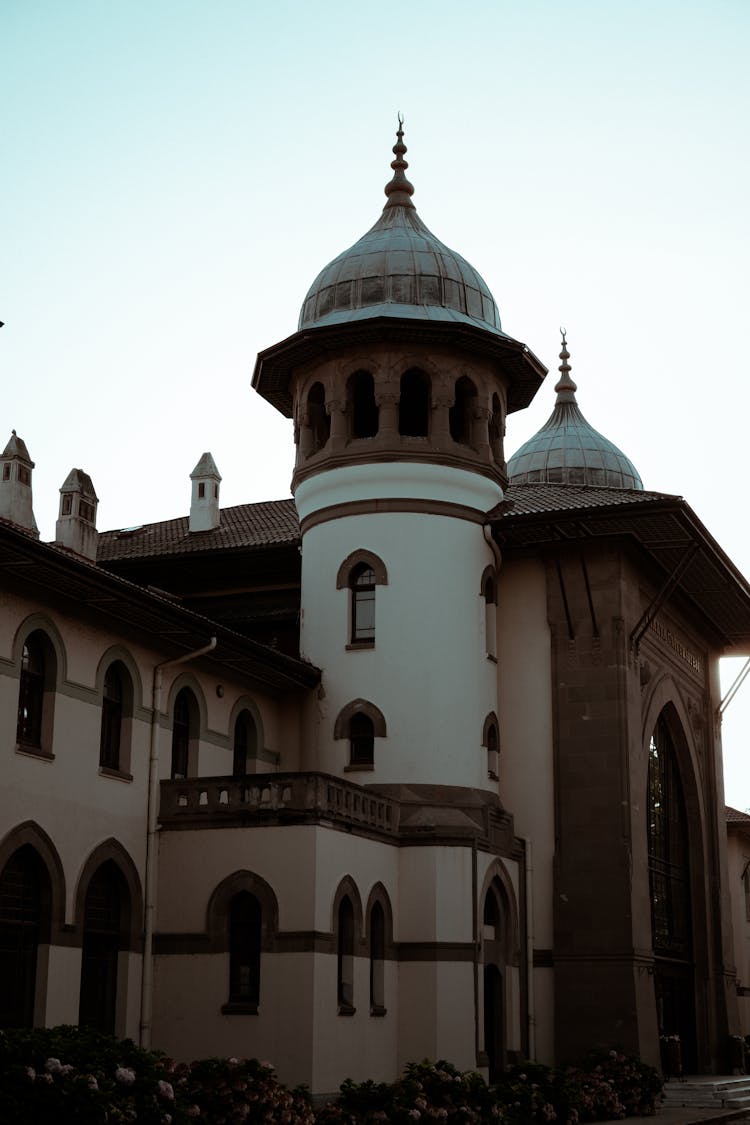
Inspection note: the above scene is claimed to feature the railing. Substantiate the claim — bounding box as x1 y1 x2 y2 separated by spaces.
159 772 399 835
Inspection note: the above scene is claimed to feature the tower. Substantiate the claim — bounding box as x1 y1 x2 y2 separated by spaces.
0 430 39 537
254 122 546 791
55 467 99 559
189 452 222 532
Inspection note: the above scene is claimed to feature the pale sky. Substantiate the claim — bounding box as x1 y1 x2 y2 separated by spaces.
3 1 750 803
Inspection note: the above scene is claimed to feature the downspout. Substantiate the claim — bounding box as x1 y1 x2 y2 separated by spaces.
523 835 536 1059
139 636 217 1048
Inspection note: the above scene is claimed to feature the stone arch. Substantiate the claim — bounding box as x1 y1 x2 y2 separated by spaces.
94 645 145 713
73 838 144 952
480 565 497 602
449 374 479 445
336 549 388 589
478 859 521 966
11 613 68 684
0 820 66 938
206 869 279 953
364 881 395 956
228 696 265 772
333 699 387 740
331 874 364 944
165 671 208 729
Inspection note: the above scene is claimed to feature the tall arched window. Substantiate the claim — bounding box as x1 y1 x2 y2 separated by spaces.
482 569 497 659
228 891 261 1011
369 901 385 1014
17 632 55 750
171 687 198 779
489 393 503 464
648 713 696 1069
449 376 477 445
79 861 125 1035
337 895 355 1012
233 710 258 778
348 371 379 438
349 712 375 767
482 881 506 1082
308 382 330 454
100 664 124 770
350 563 376 645
0 846 49 1027
399 369 430 436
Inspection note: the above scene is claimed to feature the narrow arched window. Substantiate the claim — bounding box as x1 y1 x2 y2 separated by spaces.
17 634 46 748
0 846 48 1027
350 712 374 767
233 710 258 778
489 393 503 464
348 371 379 438
482 571 497 659
79 862 123 1035
369 901 385 1014
308 382 330 454
350 563 376 645
228 891 261 1010
487 724 499 778
337 895 355 1011
100 665 124 770
449 376 477 445
171 687 198 779
399 369 430 437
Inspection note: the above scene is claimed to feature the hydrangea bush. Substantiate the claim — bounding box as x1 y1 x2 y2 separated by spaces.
0 1028 661 1125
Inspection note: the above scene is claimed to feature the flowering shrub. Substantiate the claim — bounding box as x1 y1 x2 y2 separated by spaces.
0 1028 661 1125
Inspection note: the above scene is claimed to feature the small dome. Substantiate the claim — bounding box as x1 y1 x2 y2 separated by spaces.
299 122 504 337
507 335 643 490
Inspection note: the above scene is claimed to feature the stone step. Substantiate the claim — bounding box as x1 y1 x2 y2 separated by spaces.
663 1078 750 1109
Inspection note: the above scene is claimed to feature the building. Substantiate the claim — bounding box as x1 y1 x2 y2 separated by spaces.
2 123 750 1094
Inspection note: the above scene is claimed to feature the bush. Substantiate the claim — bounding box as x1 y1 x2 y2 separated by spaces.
0 1028 661 1125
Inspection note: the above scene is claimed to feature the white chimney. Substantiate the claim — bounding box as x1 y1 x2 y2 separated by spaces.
189 452 221 532
0 431 39 537
55 468 99 560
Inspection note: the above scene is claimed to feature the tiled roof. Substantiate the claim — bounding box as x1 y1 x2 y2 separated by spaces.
726 806 750 824
98 499 299 562
496 483 676 518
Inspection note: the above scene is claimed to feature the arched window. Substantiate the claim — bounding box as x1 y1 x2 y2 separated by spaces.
369 900 385 1014
483 713 500 780
489 393 504 464
348 370 379 438
399 369 430 437
171 687 198 779
337 895 355 1012
334 701 386 769
482 569 497 659
349 712 374 767
79 861 125 1035
350 563 376 645
100 664 124 770
308 382 330 454
0 846 50 1027
228 891 261 1011
233 710 258 778
17 631 55 750
449 376 477 445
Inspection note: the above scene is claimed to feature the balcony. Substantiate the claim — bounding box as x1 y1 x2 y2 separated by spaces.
159 771 399 837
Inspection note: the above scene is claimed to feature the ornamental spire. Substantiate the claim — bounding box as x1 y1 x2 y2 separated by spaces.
554 328 578 404
383 114 415 210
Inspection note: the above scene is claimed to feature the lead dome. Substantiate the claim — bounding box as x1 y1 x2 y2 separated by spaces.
507 335 643 490
299 121 504 337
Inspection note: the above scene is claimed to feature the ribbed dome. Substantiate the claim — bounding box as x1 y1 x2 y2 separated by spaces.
298 123 504 337
507 336 643 490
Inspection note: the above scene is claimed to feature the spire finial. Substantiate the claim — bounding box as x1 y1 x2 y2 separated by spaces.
554 327 578 402
383 114 415 210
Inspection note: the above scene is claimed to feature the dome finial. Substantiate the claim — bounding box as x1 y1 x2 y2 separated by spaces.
383 114 415 210
554 326 578 403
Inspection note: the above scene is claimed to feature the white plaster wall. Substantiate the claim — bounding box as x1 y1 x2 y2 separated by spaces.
297 462 501 788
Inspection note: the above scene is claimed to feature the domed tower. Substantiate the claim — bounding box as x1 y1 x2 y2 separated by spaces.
253 123 546 788
507 332 642 489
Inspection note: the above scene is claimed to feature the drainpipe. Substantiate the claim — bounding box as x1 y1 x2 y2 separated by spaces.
523 836 536 1060
139 637 217 1048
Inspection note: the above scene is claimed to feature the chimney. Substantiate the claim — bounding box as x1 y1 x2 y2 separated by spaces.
0 430 39 537
189 452 221 533
55 469 99 560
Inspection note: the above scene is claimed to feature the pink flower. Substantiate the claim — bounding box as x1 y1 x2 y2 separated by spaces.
115 1066 136 1085
157 1079 175 1101
45 1058 62 1074
25 1066 36 1080
187 1107 201 1118
87 1075 99 1090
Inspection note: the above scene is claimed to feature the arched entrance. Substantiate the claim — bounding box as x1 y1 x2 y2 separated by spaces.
482 880 508 1080
79 861 129 1034
0 845 51 1026
648 713 697 1071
